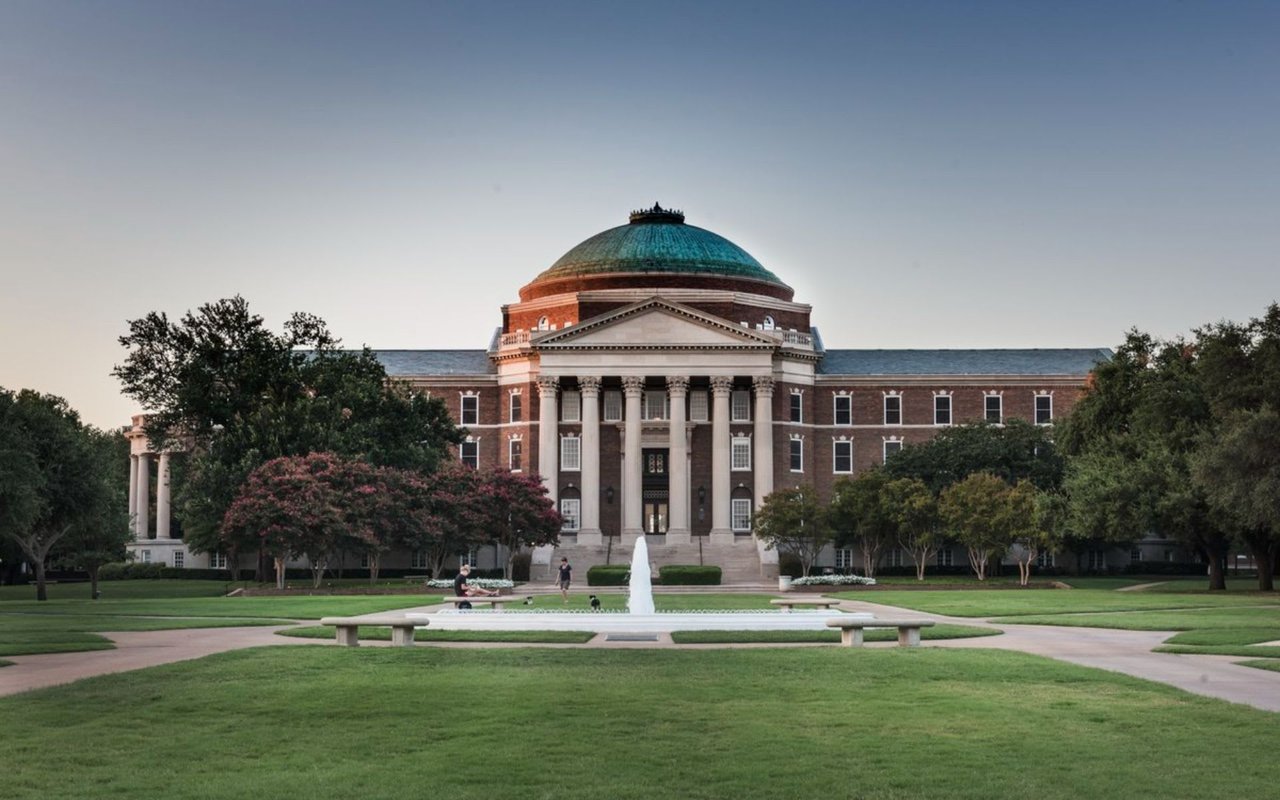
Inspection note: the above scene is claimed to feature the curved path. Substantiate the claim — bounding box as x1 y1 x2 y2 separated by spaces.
3 598 1280 713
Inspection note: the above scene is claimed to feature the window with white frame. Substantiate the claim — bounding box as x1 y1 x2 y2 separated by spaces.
833 439 853 473
884 394 902 425
985 394 1002 424
835 548 854 569
360 552 370 568
886 548 906 568
934 394 952 426
460 439 478 469
883 438 902 462
643 390 669 420
1038 551 1057 568
173 551 184 569
210 552 227 570
789 391 802 423
731 498 752 531
560 436 581 471
461 394 478 426
762 315 775 330
789 437 803 472
731 436 751 471
536 316 550 331
508 438 522 471
141 550 151 563
834 394 852 426
560 498 580 531
460 549 477 568
731 389 750 422
1035 393 1053 425
509 392 522 423
603 390 622 422
1088 549 1106 570
411 550 428 570
1130 547 1142 563
689 390 708 422
561 390 581 422
936 548 953 567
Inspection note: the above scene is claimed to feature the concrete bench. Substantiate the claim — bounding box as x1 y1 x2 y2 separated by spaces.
439 595 517 611
825 617 935 647
320 616 425 647
770 597 842 613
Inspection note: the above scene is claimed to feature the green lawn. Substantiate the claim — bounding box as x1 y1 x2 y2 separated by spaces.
0 594 441 620
0 579 233 601
278 626 593 643
1 647 1276 799
670 623 1000 644
0 613 291 657
1239 659 1280 673
842 587 1278 618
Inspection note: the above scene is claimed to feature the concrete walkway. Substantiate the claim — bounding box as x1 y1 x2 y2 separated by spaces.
4 597 1280 713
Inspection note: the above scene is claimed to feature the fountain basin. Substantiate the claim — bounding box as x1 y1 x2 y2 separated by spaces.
405 609 873 634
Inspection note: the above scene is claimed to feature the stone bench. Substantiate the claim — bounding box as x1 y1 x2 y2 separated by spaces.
825 617 935 647
320 616 425 647
439 595 518 611
770 597 842 613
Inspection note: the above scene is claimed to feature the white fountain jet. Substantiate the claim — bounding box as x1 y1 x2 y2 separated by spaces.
628 535 655 615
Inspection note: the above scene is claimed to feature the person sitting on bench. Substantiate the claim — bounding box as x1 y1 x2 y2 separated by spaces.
453 564 499 609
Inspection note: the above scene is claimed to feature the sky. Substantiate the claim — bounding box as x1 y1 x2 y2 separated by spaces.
1 0 1277 430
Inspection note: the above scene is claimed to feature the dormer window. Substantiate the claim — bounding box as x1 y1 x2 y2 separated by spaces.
762 315 776 330
536 316 550 331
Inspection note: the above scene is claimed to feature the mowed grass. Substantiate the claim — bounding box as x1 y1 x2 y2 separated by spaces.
278 626 594 643
0 613 289 657
2 647 1277 800
670 623 1000 644
840 587 1278 618
0 579 232 601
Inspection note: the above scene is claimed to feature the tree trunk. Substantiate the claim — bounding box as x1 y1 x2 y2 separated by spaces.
1240 530 1276 592
89 564 100 599
34 557 48 601
1206 550 1227 591
274 556 286 590
369 552 380 584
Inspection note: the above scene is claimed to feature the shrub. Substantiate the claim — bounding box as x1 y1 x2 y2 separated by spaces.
587 565 631 586
777 552 803 578
657 565 721 585
791 574 877 587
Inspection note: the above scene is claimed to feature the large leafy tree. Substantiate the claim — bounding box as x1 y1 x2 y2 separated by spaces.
0 389 125 600
883 477 940 581
883 420 1064 493
400 463 488 579
114 296 462 574
828 470 895 578
57 429 133 598
754 486 831 578
471 469 562 580
939 472 1023 581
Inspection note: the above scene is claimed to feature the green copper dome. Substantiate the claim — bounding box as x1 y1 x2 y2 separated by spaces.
531 204 788 287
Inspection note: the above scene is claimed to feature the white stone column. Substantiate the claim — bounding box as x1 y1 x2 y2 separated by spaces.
666 375 690 544
753 375 778 569
128 454 139 539
537 377 560 506
578 376 602 546
710 375 734 544
622 376 645 544
136 452 151 541
156 452 172 539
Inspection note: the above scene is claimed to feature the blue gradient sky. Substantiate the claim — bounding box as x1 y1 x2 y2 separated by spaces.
2 1 1277 429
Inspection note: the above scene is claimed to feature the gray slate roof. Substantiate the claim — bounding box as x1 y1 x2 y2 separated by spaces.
818 348 1112 376
373 350 495 376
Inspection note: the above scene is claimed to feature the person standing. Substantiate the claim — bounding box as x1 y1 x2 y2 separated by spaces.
557 557 572 604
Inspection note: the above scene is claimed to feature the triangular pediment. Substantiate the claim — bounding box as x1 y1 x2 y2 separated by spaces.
535 298 777 351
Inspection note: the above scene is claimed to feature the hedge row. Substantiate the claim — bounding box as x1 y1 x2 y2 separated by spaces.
585 564 722 586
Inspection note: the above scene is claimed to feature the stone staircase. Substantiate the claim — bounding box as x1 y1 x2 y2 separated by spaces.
542 536 776 584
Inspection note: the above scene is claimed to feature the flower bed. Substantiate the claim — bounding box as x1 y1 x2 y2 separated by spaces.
426 578 515 592
789 574 877 587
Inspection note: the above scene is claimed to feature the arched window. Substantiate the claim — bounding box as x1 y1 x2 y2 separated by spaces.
536 316 550 331
762 315 775 330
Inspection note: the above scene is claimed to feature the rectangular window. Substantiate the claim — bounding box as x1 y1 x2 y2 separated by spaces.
689 391 708 422
1088 549 1106 570
560 436 581 471
937 548 953 567
833 440 853 473
834 394 852 426
560 498 580 531
731 437 751 471
561 390 581 422
985 394 1002 424
643 390 669 420
460 440 478 469
460 549 477 568
210 552 227 570
141 549 152 563
508 439 522 471
360 553 370 569
884 395 902 425
461 395 478 426
789 392 802 423
1035 394 1053 425
1130 548 1142 563
934 395 952 426
834 548 854 569
886 548 905 568
731 498 752 532
509 393 522 423
883 439 902 461
731 389 750 422
173 551 184 569
1038 551 1057 568
411 550 428 570
603 390 622 422
645 452 666 474
789 438 803 472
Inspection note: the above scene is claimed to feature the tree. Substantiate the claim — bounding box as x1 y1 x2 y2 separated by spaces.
754 486 832 578
0 389 122 600
470 469 561 580
883 420 1064 493
939 473 1015 581
1191 406 1280 591
828 470 894 578
56 428 132 598
883 477 939 581
401 463 488 579
1006 483 1054 587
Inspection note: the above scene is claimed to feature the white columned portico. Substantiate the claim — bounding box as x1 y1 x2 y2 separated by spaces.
709 375 734 544
752 375 778 569
128 455 139 538
135 453 151 540
156 452 172 539
621 375 645 544
666 375 690 544
537 377 560 506
578 376 603 546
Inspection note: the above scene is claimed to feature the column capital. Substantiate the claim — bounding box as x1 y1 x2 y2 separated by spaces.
578 375 602 396
537 376 560 397
710 375 735 396
665 375 690 395
752 375 776 395
622 375 646 397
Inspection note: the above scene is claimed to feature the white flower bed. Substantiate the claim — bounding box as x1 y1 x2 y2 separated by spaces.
427 578 515 590
790 574 877 587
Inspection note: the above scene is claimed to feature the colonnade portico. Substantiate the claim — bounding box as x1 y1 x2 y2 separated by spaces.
124 416 184 563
